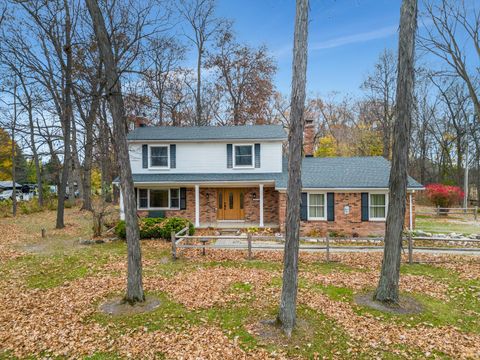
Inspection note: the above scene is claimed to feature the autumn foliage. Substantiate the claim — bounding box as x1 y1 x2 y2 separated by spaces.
425 183 464 208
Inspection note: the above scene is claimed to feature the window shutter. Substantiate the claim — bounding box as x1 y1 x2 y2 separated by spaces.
227 144 233 168
327 192 335 221
142 144 148 168
361 192 369 221
170 144 176 168
254 143 261 168
300 192 308 221
180 188 187 210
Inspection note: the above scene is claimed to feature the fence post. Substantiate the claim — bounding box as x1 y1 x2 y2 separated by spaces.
41 228 46 238
247 233 252 260
436 205 440 216
408 232 413 265
171 231 177 261
326 234 330 262
474 206 478 221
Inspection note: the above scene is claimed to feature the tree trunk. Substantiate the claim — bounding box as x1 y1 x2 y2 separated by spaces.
56 0 73 229
374 0 417 303
11 78 17 217
86 0 144 303
277 0 309 336
196 48 202 126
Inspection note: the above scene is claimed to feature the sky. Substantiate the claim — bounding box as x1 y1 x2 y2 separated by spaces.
215 0 406 97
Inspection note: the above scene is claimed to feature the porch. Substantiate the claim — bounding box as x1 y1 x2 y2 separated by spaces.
196 221 280 230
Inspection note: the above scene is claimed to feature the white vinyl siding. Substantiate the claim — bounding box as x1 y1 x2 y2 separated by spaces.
369 193 387 220
128 141 283 174
308 193 326 220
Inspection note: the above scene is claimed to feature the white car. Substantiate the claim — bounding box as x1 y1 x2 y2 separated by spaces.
0 190 23 201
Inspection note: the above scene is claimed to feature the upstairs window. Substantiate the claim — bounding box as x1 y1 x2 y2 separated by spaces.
234 145 253 167
370 193 387 220
150 146 169 168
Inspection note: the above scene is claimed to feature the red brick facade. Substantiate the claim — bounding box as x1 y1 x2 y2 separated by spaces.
137 186 416 236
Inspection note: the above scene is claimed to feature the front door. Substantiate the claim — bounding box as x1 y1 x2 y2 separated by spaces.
217 189 245 220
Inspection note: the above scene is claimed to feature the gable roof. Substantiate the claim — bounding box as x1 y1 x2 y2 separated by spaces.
275 156 423 190
127 125 287 141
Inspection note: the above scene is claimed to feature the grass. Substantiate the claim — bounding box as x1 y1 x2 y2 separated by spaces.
416 214 480 234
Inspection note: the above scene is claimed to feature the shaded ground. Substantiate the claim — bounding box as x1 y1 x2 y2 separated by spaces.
0 208 479 359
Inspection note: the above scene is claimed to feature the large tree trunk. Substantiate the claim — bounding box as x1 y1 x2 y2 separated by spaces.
196 48 202 126
277 0 309 336
374 0 417 303
86 0 144 303
11 78 17 217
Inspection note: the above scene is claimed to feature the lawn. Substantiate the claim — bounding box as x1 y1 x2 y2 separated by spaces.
416 214 480 235
0 207 479 359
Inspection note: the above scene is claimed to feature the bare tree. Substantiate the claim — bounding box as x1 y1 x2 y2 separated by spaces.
178 0 225 126
86 0 144 303
374 0 418 303
277 0 309 336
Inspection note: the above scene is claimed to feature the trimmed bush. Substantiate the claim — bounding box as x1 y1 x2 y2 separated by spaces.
114 217 194 240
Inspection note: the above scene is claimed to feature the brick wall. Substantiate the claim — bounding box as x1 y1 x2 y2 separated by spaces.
278 192 417 237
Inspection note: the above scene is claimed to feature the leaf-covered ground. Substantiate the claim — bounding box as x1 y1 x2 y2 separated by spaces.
0 208 479 359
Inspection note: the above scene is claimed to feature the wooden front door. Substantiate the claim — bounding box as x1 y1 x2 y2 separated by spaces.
217 189 245 220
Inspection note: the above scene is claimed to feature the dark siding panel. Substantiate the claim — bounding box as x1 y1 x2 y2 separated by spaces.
361 192 369 221
254 143 261 168
142 144 148 168
300 192 308 221
180 188 187 210
170 144 176 168
327 192 335 221
226 144 233 168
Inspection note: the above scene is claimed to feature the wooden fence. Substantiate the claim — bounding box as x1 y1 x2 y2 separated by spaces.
171 227 480 264
417 206 478 220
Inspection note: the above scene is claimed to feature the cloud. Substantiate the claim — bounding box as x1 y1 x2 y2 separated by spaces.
311 25 398 50
274 24 398 58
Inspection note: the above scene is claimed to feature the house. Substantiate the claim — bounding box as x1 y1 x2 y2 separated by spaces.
117 120 423 237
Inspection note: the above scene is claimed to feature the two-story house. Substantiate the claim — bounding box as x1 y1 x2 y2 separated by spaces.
117 120 423 237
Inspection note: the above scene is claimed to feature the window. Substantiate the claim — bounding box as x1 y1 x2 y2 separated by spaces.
139 189 148 209
150 146 169 167
170 189 179 208
150 189 169 208
308 193 325 220
370 193 387 220
234 145 253 167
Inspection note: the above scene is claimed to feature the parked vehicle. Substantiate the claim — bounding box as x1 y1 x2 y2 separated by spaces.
0 189 23 201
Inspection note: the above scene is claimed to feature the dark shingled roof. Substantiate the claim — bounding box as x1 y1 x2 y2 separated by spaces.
127 125 287 141
274 156 423 189
119 156 423 190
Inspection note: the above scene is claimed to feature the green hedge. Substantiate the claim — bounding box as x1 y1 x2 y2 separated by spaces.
115 217 194 240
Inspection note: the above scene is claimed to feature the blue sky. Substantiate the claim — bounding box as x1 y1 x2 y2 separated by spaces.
215 0 405 97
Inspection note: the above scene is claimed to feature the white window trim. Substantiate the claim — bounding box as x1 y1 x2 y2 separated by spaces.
369 192 388 221
137 188 180 210
149 145 170 169
307 192 327 220
233 144 255 169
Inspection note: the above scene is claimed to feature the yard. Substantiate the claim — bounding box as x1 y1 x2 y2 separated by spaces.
415 205 480 235
0 207 479 359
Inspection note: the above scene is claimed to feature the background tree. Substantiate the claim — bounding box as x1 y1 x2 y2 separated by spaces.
374 0 418 303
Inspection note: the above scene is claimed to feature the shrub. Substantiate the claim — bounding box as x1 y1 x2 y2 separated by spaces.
114 217 194 240
0 199 12 217
425 183 464 208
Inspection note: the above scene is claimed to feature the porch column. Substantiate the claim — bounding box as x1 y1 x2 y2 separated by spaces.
119 188 125 221
409 192 413 231
259 184 264 227
195 184 200 227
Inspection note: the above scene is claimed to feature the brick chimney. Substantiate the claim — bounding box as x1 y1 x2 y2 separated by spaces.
132 115 150 128
303 119 315 157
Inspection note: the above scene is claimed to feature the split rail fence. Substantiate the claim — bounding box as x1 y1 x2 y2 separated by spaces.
171 227 480 264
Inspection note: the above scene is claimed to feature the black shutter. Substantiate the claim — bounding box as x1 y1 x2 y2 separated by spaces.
327 192 335 221
170 144 176 168
142 144 148 168
361 192 369 221
254 143 261 168
300 192 308 221
180 187 187 210
227 144 233 168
